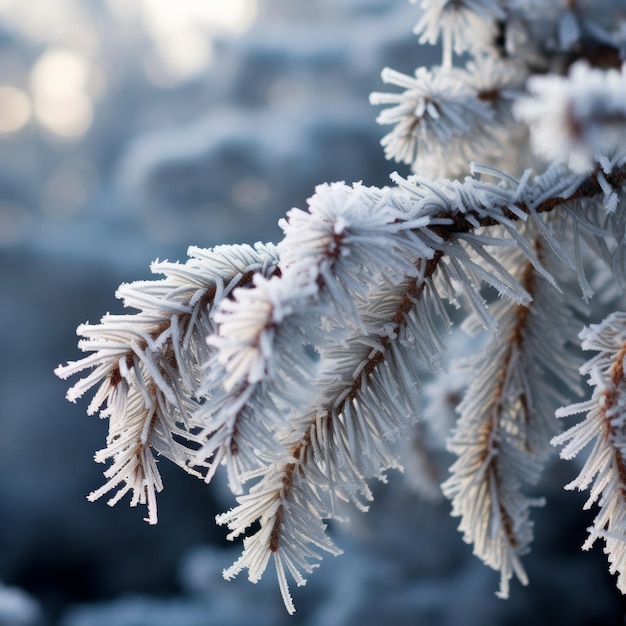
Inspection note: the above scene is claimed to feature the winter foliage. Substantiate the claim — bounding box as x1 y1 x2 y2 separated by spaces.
56 0 626 615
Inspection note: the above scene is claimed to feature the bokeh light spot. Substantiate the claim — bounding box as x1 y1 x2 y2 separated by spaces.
140 0 258 35
31 48 94 138
143 34 213 87
134 0 258 85
0 86 31 133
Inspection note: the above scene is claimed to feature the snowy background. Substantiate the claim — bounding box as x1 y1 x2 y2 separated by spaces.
0 1 624 624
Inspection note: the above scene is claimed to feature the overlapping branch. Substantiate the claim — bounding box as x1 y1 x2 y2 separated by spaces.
443 228 583 597
552 313 626 591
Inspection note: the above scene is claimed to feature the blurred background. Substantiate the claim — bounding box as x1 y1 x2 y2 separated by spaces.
0 1 624 624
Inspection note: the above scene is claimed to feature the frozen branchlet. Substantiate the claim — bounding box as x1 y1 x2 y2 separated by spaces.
370 66 494 177
57 0 626 614
56 242 280 523
412 0 503 66
371 55 527 178
516 61 626 174
443 227 583 598
552 313 626 591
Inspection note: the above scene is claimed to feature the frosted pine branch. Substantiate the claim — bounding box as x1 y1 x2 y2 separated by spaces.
443 227 583 597
552 312 626 592
217 268 446 613
370 57 525 177
412 0 504 66
516 61 626 175
57 157 626 600
55 242 280 522
55 1 626 614
210 168 623 610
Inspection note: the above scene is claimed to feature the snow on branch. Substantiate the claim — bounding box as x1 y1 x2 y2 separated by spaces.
57 154 626 576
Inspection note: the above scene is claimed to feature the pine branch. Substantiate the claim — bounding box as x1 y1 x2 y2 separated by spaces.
210 164 624 610
55 5 626 612
217 268 445 614
369 56 525 177
516 61 626 175
413 0 504 65
443 227 583 597
55 243 280 522
552 312 626 592
55 155 626 567
213 184 452 611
